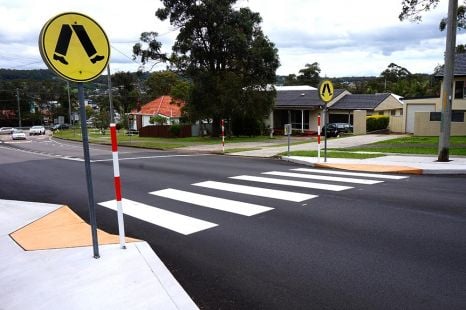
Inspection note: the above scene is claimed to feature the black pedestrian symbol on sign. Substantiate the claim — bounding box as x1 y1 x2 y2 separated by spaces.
53 24 105 65
322 83 332 97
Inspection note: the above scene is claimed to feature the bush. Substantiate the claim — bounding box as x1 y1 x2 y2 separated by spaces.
169 124 181 137
231 114 262 136
366 115 389 132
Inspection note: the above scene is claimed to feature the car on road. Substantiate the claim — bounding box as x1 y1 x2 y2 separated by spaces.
321 123 353 137
11 129 26 140
29 125 46 135
51 124 70 131
0 127 14 135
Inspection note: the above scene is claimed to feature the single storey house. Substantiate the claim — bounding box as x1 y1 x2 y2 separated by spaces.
269 86 403 134
403 53 466 135
129 96 185 131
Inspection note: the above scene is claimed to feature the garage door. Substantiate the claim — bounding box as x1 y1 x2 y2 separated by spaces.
406 104 436 133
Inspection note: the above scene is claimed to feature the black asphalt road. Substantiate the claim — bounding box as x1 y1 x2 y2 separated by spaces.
1 139 466 309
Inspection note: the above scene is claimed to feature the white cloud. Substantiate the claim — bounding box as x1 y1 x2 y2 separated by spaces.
0 0 455 77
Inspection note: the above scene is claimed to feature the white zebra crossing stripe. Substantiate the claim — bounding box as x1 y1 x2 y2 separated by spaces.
150 188 273 216
98 199 217 235
192 181 317 202
230 175 352 191
262 171 383 185
291 168 409 180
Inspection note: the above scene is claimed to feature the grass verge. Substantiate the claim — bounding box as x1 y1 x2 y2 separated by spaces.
282 150 384 159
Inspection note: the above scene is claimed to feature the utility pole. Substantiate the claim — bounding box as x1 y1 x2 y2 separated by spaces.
16 88 21 128
438 0 458 162
67 81 72 125
107 65 115 123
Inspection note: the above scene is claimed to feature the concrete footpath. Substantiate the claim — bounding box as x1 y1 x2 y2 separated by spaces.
0 199 199 310
225 134 466 175
284 155 466 175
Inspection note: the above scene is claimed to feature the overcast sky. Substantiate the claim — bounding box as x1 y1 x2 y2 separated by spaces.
0 0 463 77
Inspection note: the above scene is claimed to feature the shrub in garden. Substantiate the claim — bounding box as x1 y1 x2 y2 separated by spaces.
366 115 389 132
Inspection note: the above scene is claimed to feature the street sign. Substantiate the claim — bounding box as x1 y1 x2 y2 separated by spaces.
39 12 110 82
319 80 334 103
284 123 292 136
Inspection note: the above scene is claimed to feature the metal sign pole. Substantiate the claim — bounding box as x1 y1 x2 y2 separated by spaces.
324 104 328 162
78 83 100 258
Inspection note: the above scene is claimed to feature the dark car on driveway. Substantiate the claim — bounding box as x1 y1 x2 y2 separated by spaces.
321 123 353 137
51 124 70 131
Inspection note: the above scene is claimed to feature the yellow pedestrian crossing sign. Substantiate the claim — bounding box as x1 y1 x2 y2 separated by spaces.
319 80 334 103
39 12 110 82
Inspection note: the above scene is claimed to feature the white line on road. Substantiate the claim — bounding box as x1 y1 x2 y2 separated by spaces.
230 175 352 191
291 168 409 180
150 188 273 216
92 154 211 162
263 171 383 185
192 181 317 202
98 198 217 235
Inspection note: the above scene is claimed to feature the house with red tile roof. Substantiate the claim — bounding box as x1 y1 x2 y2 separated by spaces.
129 96 185 130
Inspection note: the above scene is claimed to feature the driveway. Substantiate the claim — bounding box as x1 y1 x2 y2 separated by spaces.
183 134 407 157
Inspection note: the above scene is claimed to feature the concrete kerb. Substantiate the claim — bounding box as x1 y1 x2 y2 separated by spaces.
282 155 466 175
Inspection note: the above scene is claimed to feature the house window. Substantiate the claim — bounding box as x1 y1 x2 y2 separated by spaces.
454 81 465 99
391 110 396 116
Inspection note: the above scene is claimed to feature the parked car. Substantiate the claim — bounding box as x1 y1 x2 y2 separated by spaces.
29 125 46 135
0 127 14 135
321 123 353 137
11 129 26 140
51 124 70 131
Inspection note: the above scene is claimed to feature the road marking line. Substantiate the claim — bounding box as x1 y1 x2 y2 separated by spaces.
150 188 273 216
292 168 409 180
263 171 383 185
192 181 317 202
92 154 211 162
230 175 352 191
98 198 217 235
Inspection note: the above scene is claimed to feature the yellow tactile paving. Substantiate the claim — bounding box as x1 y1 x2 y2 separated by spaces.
10 206 139 251
314 163 423 175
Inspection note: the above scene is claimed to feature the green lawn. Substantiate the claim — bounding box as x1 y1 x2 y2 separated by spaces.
282 150 384 159
53 128 281 150
342 136 466 156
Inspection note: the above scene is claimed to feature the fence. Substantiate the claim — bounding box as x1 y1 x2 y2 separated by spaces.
139 125 192 138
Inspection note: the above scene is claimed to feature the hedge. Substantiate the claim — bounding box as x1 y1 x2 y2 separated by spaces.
366 115 389 132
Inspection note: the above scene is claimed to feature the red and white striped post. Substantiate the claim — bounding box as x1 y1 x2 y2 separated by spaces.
110 123 126 249
317 115 321 162
221 119 225 153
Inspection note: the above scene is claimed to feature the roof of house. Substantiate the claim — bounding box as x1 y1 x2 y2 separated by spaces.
275 85 317 91
435 53 466 77
131 96 184 117
275 89 346 109
329 93 391 110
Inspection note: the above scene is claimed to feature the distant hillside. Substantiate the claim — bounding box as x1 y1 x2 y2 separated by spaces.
0 69 58 81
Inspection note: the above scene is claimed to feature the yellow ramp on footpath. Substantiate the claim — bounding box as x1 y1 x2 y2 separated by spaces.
314 163 423 174
10 205 138 250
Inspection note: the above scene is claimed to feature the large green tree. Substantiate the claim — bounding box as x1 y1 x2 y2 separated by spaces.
297 62 321 87
111 71 137 114
155 0 280 135
380 63 411 82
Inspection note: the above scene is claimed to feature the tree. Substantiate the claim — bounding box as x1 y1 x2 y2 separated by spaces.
297 62 321 87
155 0 280 136
145 70 191 100
111 71 136 114
380 63 411 82
283 74 299 86
132 32 167 71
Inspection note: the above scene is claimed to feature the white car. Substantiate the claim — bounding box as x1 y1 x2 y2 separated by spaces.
29 125 46 135
11 129 26 140
0 127 14 135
